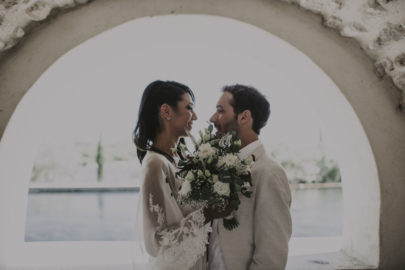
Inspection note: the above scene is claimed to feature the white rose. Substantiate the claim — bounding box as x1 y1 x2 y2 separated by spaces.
179 180 191 197
185 171 195 182
213 181 230 197
198 143 217 159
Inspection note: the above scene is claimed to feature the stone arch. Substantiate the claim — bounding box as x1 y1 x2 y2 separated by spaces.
0 1 404 269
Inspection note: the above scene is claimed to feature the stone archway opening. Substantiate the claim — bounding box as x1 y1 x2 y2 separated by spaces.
0 14 380 269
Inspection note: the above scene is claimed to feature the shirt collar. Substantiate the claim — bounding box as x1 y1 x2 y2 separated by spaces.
238 140 261 160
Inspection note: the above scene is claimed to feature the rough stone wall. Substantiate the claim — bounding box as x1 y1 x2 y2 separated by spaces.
282 0 405 108
0 0 404 99
0 0 89 50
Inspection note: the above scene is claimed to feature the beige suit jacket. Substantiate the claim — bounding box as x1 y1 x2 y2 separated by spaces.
217 143 292 270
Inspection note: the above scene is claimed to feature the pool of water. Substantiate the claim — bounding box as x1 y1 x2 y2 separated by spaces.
25 188 343 241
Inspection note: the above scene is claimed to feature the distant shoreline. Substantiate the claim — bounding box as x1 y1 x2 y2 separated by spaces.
29 181 342 191
289 182 341 189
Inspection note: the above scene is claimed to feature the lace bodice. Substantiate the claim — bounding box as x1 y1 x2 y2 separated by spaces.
140 151 211 270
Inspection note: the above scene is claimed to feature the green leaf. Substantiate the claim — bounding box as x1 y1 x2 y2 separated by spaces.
223 217 239 230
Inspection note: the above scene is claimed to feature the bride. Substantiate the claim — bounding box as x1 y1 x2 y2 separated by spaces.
132 80 229 270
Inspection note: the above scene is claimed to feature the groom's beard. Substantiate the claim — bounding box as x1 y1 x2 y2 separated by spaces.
216 118 239 136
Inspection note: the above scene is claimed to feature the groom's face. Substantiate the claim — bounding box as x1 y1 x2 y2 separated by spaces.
210 92 239 135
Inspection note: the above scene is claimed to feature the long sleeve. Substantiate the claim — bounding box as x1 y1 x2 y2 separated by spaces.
141 154 210 269
249 165 292 270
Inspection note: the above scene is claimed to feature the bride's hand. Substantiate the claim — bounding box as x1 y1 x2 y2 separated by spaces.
203 204 233 224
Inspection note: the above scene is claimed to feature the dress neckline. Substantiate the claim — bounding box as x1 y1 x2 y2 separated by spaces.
149 146 176 165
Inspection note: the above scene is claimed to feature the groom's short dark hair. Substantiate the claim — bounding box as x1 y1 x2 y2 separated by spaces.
223 84 270 135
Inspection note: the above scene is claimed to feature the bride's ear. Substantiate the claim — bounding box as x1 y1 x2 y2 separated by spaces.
160 104 172 121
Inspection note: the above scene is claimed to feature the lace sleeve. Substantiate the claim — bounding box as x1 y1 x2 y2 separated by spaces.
141 155 211 269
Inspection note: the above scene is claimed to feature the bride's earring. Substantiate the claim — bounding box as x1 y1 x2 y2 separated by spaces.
166 117 171 121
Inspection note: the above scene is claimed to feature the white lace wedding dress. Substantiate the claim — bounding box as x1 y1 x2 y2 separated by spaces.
133 151 211 270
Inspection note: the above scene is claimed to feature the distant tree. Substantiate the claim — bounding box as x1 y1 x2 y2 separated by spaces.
316 156 341 183
96 136 104 181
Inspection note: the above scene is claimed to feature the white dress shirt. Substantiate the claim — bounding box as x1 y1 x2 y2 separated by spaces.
208 140 262 270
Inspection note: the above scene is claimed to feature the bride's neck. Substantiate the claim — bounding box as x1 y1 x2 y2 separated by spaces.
153 132 178 157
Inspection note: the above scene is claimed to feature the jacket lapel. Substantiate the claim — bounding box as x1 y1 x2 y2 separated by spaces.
217 142 267 266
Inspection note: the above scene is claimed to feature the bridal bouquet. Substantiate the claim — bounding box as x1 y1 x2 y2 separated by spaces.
175 125 254 230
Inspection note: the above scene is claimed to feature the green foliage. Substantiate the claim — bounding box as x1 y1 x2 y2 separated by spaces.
96 138 104 181
316 156 341 183
278 152 341 184
176 125 253 230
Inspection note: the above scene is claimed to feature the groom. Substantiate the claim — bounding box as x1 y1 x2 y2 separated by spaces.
208 84 292 270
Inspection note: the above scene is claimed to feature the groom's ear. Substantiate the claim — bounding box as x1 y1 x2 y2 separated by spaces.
238 110 251 125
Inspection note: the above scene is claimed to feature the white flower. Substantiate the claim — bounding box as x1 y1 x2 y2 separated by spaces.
179 180 191 197
212 174 219 183
218 153 239 168
242 181 251 188
185 171 195 182
198 143 217 159
243 155 254 166
205 170 211 177
219 134 233 148
203 134 211 143
213 181 230 197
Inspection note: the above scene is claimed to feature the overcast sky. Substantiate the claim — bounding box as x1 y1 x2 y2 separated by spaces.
25 15 337 158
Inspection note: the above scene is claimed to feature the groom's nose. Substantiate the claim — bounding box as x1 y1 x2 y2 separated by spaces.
209 113 217 123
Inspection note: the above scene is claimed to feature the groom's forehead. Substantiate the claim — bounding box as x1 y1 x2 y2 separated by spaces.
218 92 233 106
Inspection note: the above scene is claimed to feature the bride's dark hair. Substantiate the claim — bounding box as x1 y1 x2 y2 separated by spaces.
133 80 195 163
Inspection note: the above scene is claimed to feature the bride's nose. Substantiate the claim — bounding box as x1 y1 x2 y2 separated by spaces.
192 110 198 121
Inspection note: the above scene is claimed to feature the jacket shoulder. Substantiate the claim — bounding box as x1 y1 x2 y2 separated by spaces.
256 155 286 176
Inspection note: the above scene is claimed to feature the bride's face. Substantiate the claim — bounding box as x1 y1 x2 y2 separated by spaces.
171 93 197 136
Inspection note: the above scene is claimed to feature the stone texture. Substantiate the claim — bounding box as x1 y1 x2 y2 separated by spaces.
281 0 405 108
1 0 404 108
0 0 89 50
0 0 404 108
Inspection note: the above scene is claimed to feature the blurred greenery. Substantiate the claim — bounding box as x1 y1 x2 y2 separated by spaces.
273 148 341 184
96 137 104 181
31 140 140 183
31 138 340 185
